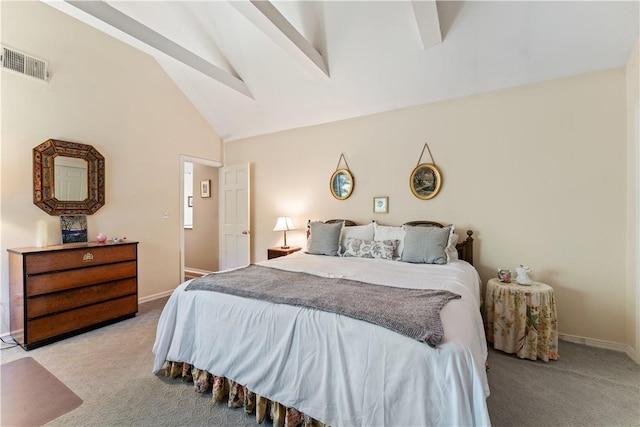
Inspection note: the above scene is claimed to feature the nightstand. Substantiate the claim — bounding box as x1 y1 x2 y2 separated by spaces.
267 246 301 260
484 277 559 361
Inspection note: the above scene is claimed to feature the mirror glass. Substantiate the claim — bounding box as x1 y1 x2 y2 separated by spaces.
330 169 354 200
33 139 105 215
54 156 88 201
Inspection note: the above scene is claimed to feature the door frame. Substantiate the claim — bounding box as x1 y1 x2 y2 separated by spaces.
634 103 640 363
179 155 223 281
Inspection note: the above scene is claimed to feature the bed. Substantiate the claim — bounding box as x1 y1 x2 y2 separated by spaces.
153 220 490 426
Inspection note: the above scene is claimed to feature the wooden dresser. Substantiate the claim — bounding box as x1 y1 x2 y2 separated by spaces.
8 241 138 350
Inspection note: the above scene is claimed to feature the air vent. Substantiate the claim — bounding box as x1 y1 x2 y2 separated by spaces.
1 46 49 82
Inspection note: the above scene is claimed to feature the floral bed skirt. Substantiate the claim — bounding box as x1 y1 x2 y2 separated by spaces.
162 361 328 427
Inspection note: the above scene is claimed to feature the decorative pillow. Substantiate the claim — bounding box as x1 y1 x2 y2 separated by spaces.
447 233 459 260
342 238 398 260
400 225 453 264
339 222 375 255
306 221 344 256
373 223 405 259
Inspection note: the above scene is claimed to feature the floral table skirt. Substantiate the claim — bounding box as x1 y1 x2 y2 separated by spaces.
484 278 559 362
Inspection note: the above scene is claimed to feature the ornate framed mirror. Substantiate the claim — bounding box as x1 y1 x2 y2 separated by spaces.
330 168 354 200
33 139 105 215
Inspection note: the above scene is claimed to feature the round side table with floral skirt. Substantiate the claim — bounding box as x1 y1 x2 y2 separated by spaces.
484 278 559 361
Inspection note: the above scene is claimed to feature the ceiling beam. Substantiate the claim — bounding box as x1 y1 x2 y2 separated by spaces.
231 0 329 78
411 0 442 49
64 0 253 98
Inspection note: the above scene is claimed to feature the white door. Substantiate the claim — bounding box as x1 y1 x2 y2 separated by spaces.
219 163 251 270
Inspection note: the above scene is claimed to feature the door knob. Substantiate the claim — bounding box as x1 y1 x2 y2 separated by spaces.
242 230 250 235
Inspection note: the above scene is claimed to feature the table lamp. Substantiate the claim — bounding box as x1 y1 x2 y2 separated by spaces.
273 216 295 249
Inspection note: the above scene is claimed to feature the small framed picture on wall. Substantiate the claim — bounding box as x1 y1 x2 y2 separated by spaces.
373 196 388 213
200 180 211 198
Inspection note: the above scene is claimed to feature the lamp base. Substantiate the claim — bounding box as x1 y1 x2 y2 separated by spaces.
280 245 290 249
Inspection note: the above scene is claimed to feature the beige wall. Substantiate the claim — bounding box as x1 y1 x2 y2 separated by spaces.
185 163 219 272
626 40 640 361
226 68 631 348
1 2 636 356
0 2 222 333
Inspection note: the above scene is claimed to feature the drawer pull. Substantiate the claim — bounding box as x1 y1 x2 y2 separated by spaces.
82 252 94 262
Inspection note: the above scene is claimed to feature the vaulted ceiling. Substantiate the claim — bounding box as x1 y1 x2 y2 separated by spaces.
45 1 639 142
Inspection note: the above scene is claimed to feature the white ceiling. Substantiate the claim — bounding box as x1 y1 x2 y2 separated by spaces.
45 1 639 142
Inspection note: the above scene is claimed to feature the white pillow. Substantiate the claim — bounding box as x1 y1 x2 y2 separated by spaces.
339 222 375 255
447 233 459 261
374 223 405 259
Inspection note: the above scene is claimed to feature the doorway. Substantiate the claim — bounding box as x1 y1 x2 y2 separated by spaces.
180 155 222 281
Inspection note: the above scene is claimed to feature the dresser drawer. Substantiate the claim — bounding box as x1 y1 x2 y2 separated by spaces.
25 244 136 274
27 278 137 319
28 295 138 344
26 261 136 297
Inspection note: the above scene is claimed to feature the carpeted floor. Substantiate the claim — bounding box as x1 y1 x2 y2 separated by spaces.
0 297 638 426
486 342 640 426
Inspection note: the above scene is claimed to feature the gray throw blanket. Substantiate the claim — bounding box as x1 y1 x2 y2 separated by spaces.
186 264 460 347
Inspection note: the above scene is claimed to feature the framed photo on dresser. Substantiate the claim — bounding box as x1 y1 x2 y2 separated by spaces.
60 215 88 244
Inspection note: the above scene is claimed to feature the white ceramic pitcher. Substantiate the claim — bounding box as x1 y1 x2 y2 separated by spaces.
516 265 533 285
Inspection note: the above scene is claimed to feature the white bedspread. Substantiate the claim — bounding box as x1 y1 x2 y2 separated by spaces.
153 252 490 426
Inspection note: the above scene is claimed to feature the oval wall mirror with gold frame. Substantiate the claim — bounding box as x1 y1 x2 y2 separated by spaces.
330 168 354 200
33 139 105 215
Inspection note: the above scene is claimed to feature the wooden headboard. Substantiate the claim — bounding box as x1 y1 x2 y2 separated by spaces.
306 219 356 239
307 219 474 265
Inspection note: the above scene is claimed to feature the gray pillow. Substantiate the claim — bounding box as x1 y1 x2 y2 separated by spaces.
306 221 344 256
400 225 452 264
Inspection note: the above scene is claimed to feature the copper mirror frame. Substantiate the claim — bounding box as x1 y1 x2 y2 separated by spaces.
33 139 105 215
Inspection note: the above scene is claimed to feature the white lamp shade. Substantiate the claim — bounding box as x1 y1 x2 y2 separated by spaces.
273 216 295 231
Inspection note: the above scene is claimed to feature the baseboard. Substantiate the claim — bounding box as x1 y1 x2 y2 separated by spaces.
184 267 211 275
560 334 638 364
138 290 174 304
559 333 630 354
624 345 638 363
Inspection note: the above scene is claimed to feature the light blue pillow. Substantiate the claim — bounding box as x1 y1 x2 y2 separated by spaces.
400 225 452 264
306 221 344 256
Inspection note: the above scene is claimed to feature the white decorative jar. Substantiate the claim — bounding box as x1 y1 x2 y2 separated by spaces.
516 265 533 285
